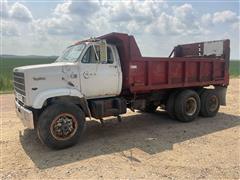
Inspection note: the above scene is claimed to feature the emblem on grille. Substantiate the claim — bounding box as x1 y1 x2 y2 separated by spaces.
33 77 46 81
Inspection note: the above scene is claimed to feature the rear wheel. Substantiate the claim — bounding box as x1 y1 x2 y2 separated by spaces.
174 90 200 122
200 89 220 117
37 102 85 149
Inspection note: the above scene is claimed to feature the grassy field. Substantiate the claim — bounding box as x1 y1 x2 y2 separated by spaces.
229 60 240 77
0 56 239 92
0 56 57 92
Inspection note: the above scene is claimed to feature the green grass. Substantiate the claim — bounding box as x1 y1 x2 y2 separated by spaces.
229 60 240 77
0 56 56 92
0 57 239 93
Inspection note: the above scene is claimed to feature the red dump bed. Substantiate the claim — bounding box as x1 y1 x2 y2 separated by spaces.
99 33 230 94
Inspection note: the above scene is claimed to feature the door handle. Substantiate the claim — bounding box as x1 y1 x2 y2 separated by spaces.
89 72 96 76
109 65 117 68
83 72 96 79
70 73 77 79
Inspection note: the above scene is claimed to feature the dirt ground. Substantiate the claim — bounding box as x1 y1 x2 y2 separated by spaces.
0 79 240 179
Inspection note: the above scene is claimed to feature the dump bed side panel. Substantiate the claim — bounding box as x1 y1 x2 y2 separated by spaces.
129 58 227 93
128 39 229 94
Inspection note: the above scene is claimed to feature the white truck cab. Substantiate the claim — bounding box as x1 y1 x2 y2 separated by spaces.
14 40 122 108
14 39 124 149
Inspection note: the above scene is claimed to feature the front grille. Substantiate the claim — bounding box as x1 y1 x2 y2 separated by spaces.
13 72 26 96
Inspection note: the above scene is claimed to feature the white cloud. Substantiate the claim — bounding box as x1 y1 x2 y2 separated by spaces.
34 15 73 35
145 3 203 35
32 0 102 37
146 12 182 35
106 1 154 23
1 1 33 38
69 1 99 16
1 20 20 36
9 2 33 22
1 1 33 22
29 1 203 37
201 10 239 32
173 3 194 22
213 10 238 24
53 0 71 15
53 0 100 17
201 13 212 26
232 22 240 31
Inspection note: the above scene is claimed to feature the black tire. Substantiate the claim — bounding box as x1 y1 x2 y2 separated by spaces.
200 89 220 117
37 102 85 149
141 102 158 113
174 90 200 122
166 91 179 119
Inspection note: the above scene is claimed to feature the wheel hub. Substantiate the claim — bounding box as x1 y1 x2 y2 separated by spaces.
185 97 197 116
209 95 219 112
51 113 77 140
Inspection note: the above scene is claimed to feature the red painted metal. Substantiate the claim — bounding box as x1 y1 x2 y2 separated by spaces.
96 33 230 94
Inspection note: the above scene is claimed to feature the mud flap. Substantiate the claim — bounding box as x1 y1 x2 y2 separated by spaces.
215 86 227 105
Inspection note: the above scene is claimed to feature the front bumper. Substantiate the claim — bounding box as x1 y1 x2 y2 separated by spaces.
15 100 34 129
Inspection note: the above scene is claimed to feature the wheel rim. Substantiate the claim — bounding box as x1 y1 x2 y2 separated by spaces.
185 97 197 116
50 113 78 141
208 95 219 112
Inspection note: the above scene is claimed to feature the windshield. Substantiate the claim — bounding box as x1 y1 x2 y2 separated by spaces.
56 43 85 62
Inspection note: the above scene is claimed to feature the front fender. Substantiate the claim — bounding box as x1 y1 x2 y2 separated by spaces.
32 88 84 109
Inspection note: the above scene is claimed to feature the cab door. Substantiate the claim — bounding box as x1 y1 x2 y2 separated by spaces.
79 44 121 98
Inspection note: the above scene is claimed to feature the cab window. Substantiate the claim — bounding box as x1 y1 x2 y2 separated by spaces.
82 45 100 63
107 47 114 64
81 45 114 64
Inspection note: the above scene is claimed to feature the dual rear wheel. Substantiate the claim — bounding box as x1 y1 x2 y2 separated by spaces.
167 89 220 122
200 89 220 117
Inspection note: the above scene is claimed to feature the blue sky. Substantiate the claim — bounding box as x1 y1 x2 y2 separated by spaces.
1 0 239 59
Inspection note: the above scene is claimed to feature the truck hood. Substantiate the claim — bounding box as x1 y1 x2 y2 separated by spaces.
13 62 73 72
13 62 80 106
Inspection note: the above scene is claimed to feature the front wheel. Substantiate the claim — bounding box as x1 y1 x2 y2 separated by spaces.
37 102 85 149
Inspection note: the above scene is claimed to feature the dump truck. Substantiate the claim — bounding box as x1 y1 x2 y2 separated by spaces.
13 32 230 149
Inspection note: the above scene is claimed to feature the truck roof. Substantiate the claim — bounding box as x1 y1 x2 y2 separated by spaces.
75 32 142 58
